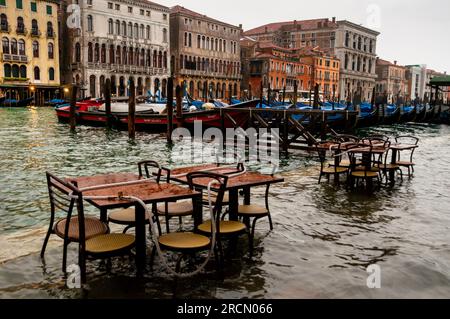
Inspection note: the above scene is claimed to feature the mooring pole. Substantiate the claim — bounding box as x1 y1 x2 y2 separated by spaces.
176 84 183 128
69 84 78 132
268 83 271 106
293 81 298 105
105 78 112 129
282 86 286 106
313 84 320 109
259 82 263 107
128 79 136 139
166 77 174 144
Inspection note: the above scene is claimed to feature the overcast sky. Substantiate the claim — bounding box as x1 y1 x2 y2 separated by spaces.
159 0 450 72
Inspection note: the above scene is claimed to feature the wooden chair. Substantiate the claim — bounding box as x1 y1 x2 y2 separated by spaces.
41 172 135 283
108 161 168 234
348 143 382 190
329 135 361 168
378 145 403 185
318 143 349 184
395 135 419 177
150 172 228 273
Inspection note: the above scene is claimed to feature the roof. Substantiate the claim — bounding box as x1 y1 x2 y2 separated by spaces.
376 59 405 68
244 18 335 36
170 5 241 29
430 76 450 86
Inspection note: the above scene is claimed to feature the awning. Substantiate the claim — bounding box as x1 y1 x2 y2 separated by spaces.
430 76 450 87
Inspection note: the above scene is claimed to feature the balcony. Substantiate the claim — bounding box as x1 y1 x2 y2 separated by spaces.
31 29 41 37
3 54 28 63
47 30 55 38
0 24 10 33
180 68 242 80
16 26 27 35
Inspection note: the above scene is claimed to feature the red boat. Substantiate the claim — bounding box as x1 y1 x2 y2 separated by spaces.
55 100 258 131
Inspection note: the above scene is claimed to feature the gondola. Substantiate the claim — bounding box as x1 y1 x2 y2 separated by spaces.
382 104 401 125
399 105 417 123
0 97 34 108
356 103 379 128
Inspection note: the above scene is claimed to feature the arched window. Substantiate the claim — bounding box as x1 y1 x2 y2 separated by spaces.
87 42 93 62
140 48 145 66
47 22 54 37
162 28 167 43
197 35 201 49
12 64 19 78
109 45 115 64
153 50 157 67
2 37 9 54
128 47 133 65
11 38 17 54
87 15 93 32
158 51 162 68
89 75 96 97
19 65 26 78
122 46 127 64
94 43 99 62
188 33 192 47
116 45 121 64
121 21 126 37
48 42 54 59
163 52 167 69
0 14 8 31
140 24 144 39
146 25 151 39
31 40 39 57
115 20 120 34
128 22 133 37
108 19 113 34
18 39 25 55
101 44 106 63
34 66 40 80
17 17 24 33
4 64 11 78
184 32 187 46
74 42 80 62
134 23 139 39
146 49 151 66
180 54 184 69
31 19 38 35
49 67 55 81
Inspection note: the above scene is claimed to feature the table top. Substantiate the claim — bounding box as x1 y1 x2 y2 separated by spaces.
389 143 419 151
347 146 387 155
68 173 200 209
168 164 285 190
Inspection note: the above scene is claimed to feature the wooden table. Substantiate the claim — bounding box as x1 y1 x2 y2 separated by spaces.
167 165 285 221
67 172 202 275
389 144 419 164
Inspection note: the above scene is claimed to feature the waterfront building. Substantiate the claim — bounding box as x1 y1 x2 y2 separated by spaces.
405 64 427 102
169 5 242 101
424 69 448 103
0 0 60 104
375 58 408 104
65 0 170 99
244 18 379 102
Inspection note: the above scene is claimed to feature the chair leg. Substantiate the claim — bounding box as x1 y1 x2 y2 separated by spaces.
40 226 53 258
318 173 322 184
123 225 132 234
267 213 274 231
62 241 69 273
149 245 157 271
249 218 259 258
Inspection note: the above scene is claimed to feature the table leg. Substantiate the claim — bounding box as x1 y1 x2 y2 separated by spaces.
135 203 146 276
228 189 239 221
193 195 202 230
389 150 398 184
100 208 108 223
243 187 250 205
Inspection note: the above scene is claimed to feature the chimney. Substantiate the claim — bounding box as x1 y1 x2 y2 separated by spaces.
394 60 397 65
239 24 242 29
265 26 268 33
294 20 297 26
332 17 336 23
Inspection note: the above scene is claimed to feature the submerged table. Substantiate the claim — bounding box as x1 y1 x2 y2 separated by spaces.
166 164 285 221
67 172 201 275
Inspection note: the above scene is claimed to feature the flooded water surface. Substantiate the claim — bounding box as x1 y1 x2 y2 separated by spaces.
0 107 449 299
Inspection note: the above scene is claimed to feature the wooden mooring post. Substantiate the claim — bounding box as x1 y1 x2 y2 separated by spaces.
293 81 298 105
104 78 112 129
69 84 78 132
128 79 136 139
176 84 183 128
166 77 174 144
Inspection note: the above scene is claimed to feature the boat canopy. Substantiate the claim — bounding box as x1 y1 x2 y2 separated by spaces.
430 76 450 87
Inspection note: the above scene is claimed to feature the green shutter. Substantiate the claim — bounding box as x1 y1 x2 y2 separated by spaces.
46 5 52 15
16 0 23 9
0 0 6 7
31 2 37 12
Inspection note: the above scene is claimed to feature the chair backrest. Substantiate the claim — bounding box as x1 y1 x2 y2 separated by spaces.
334 134 359 144
395 135 419 145
187 172 228 226
138 160 166 183
46 172 86 243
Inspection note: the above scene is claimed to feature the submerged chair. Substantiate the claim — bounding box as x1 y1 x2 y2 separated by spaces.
395 135 419 177
41 172 135 282
150 172 228 273
317 143 349 184
348 142 382 190
108 161 167 234
378 146 403 185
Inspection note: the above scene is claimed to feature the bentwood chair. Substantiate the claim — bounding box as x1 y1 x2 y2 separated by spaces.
348 143 382 190
378 145 403 185
395 135 419 177
150 172 228 273
317 143 349 184
41 172 135 282
329 135 361 168
108 161 167 234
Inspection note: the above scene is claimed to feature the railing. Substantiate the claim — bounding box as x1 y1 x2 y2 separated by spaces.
180 68 242 80
2 54 28 63
47 30 55 38
0 24 10 32
31 29 41 37
16 26 27 35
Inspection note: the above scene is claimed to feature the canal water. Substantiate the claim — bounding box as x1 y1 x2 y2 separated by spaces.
0 107 449 299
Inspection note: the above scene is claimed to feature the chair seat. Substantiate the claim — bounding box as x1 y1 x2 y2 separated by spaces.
202 192 229 204
156 201 193 216
55 216 108 242
85 234 135 255
159 232 210 251
354 166 380 172
396 161 415 166
329 160 361 167
108 208 150 225
238 204 269 216
379 164 400 170
351 171 379 178
322 167 348 174
198 220 246 235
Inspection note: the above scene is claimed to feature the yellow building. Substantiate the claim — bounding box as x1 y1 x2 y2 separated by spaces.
0 0 60 105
